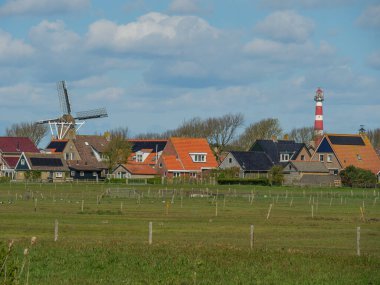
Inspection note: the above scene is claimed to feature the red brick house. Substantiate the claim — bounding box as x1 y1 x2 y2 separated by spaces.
156 137 218 179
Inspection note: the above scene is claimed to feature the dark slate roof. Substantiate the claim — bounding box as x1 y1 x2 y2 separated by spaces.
231 151 274 171
46 140 68 152
23 152 68 171
0 137 39 153
249 139 305 164
128 140 167 153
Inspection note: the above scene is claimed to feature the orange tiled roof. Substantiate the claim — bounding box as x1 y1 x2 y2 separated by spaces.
123 164 158 175
163 137 218 171
326 134 380 174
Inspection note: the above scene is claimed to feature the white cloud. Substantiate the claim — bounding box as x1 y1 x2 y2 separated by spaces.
0 0 90 16
168 0 201 14
0 30 34 62
243 38 335 64
357 4 380 29
29 20 81 53
254 10 314 43
88 87 125 101
85 12 220 55
259 0 354 9
0 84 43 107
367 51 380 70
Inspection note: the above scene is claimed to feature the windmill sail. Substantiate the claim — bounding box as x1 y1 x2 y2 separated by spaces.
57 81 71 115
75 108 108 121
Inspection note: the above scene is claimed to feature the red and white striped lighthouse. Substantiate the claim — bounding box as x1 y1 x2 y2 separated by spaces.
314 87 324 139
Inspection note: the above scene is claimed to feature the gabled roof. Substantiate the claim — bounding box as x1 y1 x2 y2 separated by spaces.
46 140 68 152
119 164 158 175
20 152 68 171
229 151 274 171
249 139 305 164
314 134 380 175
162 137 218 171
2 156 19 168
68 135 109 170
0 137 39 153
128 139 167 153
287 161 329 173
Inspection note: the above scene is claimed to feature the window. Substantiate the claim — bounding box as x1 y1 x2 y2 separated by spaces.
190 172 197 178
55 172 63 178
319 154 324 162
71 171 75 177
136 154 143 162
192 154 206 162
93 172 97 177
327 154 333 162
229 157 233 164
300 155 305 161
173 172 181 177
20 159 25 166
80 171 84 177
357 154 362 160
159 163 163 168
280 153 290 162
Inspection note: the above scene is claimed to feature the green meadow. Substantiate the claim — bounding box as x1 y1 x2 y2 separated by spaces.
0 183 379 284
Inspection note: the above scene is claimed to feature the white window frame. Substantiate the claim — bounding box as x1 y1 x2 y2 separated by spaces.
55 172 63 178
21 159 25 166
190 153 207 163
300 155 305 161
71 171 75 177
173 172 181 178
80 171 84 177
280 153 290 162
136 154 143 162
319 154 324 162
327 154 333 162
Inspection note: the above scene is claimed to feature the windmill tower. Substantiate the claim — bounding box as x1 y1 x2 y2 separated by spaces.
37 81 108 140
313 87 324 144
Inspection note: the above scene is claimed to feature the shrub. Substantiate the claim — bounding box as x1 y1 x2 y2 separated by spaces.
0 177 11 183
340 165 377 187
217 178 269 185
268 165 284 186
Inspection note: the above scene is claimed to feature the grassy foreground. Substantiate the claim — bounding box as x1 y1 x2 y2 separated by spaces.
0 183 379 284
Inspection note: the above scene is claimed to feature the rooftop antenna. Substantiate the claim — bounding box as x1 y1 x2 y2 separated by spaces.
37 80 108 140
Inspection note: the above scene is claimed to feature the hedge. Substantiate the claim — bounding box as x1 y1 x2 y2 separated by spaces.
217 178 269 185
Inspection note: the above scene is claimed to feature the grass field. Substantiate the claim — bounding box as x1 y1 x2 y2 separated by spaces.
0 182 380 284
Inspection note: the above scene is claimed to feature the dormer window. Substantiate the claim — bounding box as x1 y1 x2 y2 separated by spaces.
280 153 290 162
136 154 143 162
190 153 207 163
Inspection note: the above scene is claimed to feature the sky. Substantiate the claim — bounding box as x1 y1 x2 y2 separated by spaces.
0 0 379 145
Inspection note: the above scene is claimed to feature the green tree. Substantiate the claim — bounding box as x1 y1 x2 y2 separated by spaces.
268 165 284 186
340 165 377 187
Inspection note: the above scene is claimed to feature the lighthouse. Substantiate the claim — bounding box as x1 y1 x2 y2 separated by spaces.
314 88 324 143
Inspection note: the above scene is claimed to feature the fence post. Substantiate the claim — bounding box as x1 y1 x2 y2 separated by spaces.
54 219 59 242
149 222 153 245
357 226 360 256
250 225 254 250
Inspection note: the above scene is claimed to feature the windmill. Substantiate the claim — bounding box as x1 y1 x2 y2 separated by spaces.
37 81 108 140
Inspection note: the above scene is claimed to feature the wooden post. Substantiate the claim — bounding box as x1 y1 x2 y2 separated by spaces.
290 198 293 207
149 222 152 245
360 207 365 222
357 226 360 256
181 196 183 208
330 197 333 207
54 219 58 242
223 196 226 208
266 204 273 220
81 200 84 213
250 225 254 250
120 202 123 212
215 201 218 217
34 198 37 212
311 205 314 219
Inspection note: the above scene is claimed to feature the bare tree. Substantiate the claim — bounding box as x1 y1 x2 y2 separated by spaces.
104 127 132 171
367 128 380 148
236 118 282 150
6 122 48 146
288 126 314 143
133 132 167 140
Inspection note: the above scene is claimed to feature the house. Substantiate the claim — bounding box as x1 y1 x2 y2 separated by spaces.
283 161 340 186
249 139 309 166
14 152 69 182
45 135 109 180
0 137 40 179
127 139 167 166
157 137 218 179
219 151 274 178
310 134 380 179
113 164 158 179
